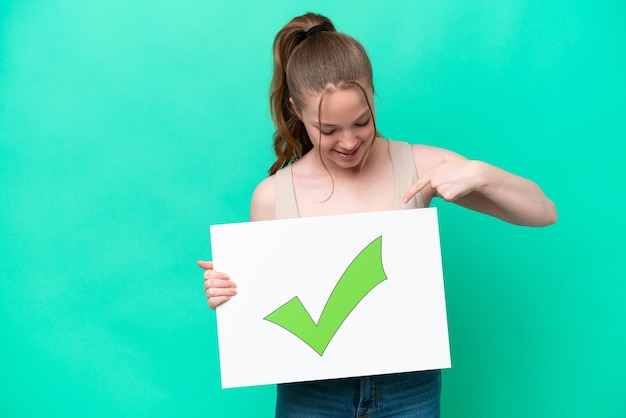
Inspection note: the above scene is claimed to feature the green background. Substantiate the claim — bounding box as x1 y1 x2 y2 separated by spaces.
1 1 624 417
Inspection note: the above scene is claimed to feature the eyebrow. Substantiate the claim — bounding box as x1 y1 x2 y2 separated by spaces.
313 110 371 128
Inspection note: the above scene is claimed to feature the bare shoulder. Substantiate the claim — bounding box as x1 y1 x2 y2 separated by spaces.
250 175 275 221
410 143 466 176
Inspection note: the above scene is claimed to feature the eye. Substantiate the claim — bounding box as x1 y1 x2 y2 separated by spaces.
321 129 336 135
355 118 371 127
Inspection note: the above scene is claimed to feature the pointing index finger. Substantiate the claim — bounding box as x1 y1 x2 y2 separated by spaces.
403 173 430 203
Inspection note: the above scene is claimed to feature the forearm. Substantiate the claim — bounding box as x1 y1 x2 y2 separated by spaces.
466 161 557 226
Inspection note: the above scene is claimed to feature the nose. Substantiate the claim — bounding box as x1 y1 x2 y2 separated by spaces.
339 130 358 150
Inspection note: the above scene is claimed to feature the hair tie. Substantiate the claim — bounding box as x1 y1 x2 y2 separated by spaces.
305 24 327 38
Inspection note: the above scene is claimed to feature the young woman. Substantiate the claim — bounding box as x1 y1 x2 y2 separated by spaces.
198 12 556 418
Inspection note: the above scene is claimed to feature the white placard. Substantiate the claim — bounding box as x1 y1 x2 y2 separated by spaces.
210 208 450 388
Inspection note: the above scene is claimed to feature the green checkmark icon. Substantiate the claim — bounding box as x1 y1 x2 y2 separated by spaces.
263 236 387 356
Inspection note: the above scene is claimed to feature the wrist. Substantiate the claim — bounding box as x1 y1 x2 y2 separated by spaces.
470 160 491 193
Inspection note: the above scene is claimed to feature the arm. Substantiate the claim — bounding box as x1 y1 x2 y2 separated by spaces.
199 176 277 309
250 176 276 222
404 144 557 227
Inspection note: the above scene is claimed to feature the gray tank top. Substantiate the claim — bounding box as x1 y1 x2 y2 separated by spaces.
274 139 424 219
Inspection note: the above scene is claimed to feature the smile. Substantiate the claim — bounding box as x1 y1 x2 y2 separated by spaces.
335 145 360 159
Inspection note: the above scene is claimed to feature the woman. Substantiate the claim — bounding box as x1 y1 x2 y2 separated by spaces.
198 12 556 418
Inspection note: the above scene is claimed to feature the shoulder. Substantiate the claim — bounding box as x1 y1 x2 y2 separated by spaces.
250 175 275 221
384 138 457 162
409 143 466 175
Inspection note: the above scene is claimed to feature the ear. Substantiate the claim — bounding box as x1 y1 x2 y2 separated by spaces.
289 97 302 119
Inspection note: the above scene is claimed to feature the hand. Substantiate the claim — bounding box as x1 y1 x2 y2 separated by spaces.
403 154 481 203
197 260 237 309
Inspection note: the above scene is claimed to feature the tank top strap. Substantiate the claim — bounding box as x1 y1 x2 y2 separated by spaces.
388 139 425 209
274 165 300 219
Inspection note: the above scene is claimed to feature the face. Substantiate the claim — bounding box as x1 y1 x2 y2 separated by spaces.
294 86 376 170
